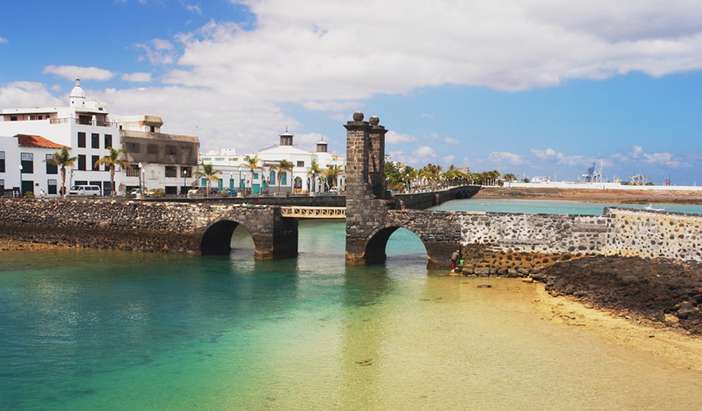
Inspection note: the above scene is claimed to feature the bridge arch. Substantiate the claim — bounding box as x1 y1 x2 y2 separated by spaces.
364 225 429 265
200 219 260 256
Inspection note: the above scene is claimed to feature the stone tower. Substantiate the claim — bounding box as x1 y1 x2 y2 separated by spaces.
344 112 390 263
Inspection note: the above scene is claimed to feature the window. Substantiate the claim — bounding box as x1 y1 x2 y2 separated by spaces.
0 151 5 173
269 170 276 184
74 180 88 186
0 179 4 193
48 179 57 195
165 166 177 178
78 155 86 171
296 161 304 167
77 132 86 148
180 166 192 177
150 125 156 132
46 154 57 174
253 172 259 180
104 134 112 149
92 155 100 171
126 165 140 177
280 172 287 186
165 186 178 195
125 142 140 153
166 145 177 156
91 133 99 149
10 116 17 121
147 144 159 155
20 153 33 174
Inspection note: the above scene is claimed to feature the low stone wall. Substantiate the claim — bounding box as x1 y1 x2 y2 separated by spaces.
604 208 702 261
393 185 480 209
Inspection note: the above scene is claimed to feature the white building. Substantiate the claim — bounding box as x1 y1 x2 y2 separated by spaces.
200 132 345 195
0 134 65 196
0 79 121 195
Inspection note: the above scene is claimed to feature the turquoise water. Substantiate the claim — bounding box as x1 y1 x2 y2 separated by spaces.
2 199 702 410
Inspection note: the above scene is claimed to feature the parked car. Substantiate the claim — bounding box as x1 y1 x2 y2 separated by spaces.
68 185 102 197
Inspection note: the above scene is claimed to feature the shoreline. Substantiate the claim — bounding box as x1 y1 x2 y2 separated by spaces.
0 238 76 252
474 186 702 204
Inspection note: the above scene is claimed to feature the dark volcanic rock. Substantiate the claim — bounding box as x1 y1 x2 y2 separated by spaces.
541 256 702 334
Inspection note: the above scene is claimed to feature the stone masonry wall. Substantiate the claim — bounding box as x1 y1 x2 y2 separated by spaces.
604 208 702 261
0 198 297 259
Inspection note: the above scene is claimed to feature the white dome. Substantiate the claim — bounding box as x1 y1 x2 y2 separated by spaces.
69 79 86 106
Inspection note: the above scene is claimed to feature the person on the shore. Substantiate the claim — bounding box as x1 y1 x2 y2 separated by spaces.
450 250 460 271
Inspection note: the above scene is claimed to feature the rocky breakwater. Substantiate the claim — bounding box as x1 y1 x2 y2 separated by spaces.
532 257 702 334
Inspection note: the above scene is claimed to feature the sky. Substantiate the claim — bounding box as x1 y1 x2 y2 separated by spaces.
1 0 701 184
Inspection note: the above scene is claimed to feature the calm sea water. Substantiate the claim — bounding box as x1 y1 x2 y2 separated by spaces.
2 199 702 410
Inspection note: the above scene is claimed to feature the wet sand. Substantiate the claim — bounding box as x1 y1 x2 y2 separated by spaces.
0 238 74 252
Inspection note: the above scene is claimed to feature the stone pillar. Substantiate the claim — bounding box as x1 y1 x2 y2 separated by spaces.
368 115 387 199
345 112 374 263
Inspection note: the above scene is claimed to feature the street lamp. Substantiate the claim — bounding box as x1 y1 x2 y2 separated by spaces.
138 162 143 198
181 167 189 197
18 164 23 197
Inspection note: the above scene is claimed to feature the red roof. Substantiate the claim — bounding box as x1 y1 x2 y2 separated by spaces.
16 134 65 149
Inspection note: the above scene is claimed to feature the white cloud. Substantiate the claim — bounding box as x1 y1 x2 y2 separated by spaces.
488 151 525 165
0 36 7 44
442 154 456 163
414 145 437 159
629 145 684 167
0 82 62 108
137 39 176 65
182 2 202 14
531 147 591 166
121 72 152 82
385 131 416 144
43 65 113 81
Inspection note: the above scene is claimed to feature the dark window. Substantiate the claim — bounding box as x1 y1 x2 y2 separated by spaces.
165 166 177 178
46 154 57 174
78 115 92 125
147 144 159 155
10 116 17 121
296 161 304 167
125 142 140 153
91 133 99 149
75 180 88 186
0 179 4 193
149 126 156 132
0 151 5 173
48 179 57 195
78 155 86 171
165 186 178 195
180 166 192 177
92 155 100 171
77 132 86 148
20 153 33 174
104 134 112 149
103 181 113 196
165 145 177 156
126 165 140 177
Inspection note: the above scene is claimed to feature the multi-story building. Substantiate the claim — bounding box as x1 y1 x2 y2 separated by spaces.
115 115 199 195
0 134 66 196
200 132 345 195
0 79 121 195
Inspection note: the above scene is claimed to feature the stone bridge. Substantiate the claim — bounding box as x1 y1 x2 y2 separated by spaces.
0 199 298 259
343 112 702 269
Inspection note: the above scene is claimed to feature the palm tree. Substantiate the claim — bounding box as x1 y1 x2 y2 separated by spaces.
95 148 128 196
324 164 342 189
243 155 259 196
308 159 322 193
278 159 294 194
49 147 76 198
195 163 221 196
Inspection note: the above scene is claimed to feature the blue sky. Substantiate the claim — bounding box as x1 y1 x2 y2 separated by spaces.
1 0 701 184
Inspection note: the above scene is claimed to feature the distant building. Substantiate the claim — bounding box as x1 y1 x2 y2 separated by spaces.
115 115 199 195
0 134 65 196
200 132 345 194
